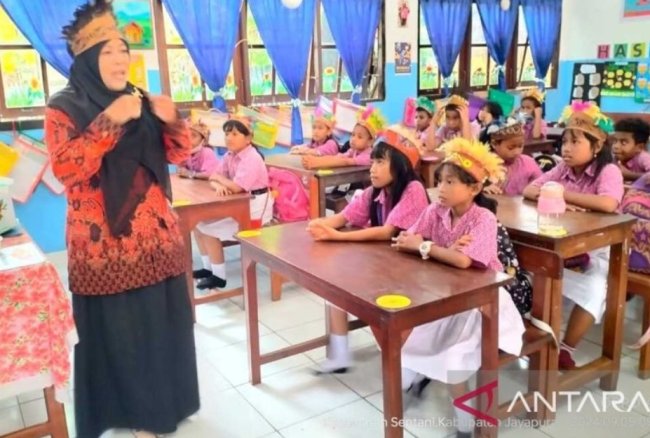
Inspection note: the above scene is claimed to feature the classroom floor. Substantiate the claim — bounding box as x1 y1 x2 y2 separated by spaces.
2 248 650 438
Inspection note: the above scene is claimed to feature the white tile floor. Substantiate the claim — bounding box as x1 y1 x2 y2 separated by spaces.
2 248 650 438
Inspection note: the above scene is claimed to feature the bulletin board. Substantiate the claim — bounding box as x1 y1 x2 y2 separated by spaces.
635 60 650 103
570 63 605 106
602 62 637 97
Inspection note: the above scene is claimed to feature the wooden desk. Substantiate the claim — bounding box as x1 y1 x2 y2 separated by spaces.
265 154 370 218
524 139 556 156
488 195 635 419
238 222 510 438
171 174 252 320
0 233 71 438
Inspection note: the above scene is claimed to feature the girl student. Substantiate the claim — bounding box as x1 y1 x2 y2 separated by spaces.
424 95 481 154
523 102 624 370
177 121 220 179
192 115 274 290
306 126 428 373
518 87 548 141
414 96 436 143
483 119 542 196
290 109 339 156
477 100 504 144
392 138 526 438
301 107 386 170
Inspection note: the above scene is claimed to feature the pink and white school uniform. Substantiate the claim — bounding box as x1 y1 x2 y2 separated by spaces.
310 138 339 156
339 147 372 166
622 150 650 174
401 202 525 384
523 119 548 141
501 154 542 196
434 123 481 143
196 145 273 239
529 161 624 322
184 147 220 175
342 181 429 229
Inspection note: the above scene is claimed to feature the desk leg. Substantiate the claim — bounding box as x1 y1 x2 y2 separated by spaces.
318 177 327 217
45 387 68 438
477 288 499 438
600 240 629 391
243 252 261 385
376 325 404 438
308 175 320 219
178 215 196 323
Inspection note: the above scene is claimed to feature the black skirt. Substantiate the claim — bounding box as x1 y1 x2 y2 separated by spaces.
72 274 200 438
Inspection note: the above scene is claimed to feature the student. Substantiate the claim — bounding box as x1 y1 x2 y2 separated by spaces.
301 107 386 170
193 116 273 289
177 121 220 179
612 117 650 181
477 101 504 143
483 120 542 195
523 102 623 370
307 130 427 373
426 95 480 153
414 96 436 143
518 88 547 141
290 109 338 156
393 137 525 437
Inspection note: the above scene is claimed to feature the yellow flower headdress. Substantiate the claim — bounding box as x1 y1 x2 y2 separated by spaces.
438 138 505 185
522 87 545 105
446 94 468 109
559 102 613 143
356 106 387 138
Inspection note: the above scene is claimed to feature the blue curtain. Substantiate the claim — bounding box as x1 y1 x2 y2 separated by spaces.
249 0 315 145
420 0 471 96
521 0 561 90
476 0 519 90
321 0 381 104
0 0 86 77
163 0 242 111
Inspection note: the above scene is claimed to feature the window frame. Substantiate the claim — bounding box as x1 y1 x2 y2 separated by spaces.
417 0 559 98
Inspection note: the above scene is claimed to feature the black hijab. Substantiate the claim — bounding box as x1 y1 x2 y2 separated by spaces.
48 41 171 237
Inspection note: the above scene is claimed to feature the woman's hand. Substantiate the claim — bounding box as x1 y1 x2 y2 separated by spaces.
104 95 142 125
150 95 178 124
210 181 230 196
449 235 472 252
391 231 424 252
307 222 341 241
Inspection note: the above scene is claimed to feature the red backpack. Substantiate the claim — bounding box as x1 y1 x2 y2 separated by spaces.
268 168 310 223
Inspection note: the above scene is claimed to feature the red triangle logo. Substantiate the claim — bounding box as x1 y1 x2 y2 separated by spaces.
452 380 499 427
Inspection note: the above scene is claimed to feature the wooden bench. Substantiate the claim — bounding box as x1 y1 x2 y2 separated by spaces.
625 271 650 379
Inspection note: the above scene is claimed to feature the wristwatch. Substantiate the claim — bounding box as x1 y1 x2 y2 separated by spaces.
419 241 433 260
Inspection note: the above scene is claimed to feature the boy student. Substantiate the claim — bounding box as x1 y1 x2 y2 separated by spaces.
612 118 650 181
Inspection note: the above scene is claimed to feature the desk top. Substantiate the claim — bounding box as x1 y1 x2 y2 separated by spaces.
171 174 250 206
265 154 370 177
238 222 510 322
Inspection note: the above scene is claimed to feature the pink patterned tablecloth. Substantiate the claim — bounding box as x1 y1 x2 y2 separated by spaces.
0 261 77 402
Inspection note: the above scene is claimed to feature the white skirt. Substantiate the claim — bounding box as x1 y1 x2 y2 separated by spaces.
563 248 610 323
401 287 525 385
196 192 274 240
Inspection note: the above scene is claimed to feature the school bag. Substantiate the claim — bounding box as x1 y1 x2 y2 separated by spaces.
621 184 650 273
267 167 310 223
497 222 533 314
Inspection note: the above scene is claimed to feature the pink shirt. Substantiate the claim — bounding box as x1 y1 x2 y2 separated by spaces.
312 138 339 156
623 151 650 173
341 147 372 166
184 147 220 175
342 181 429 229
502 154 542 196
523 119 548 141
217 145 269 191
435 123 481 143
530 161 624 207
408 202 503 271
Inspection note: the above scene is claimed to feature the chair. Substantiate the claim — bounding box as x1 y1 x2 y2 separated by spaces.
625 271 650 379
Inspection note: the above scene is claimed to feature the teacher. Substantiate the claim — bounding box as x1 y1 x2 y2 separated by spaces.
44 1 199 437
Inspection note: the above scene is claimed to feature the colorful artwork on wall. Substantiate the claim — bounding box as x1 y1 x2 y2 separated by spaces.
602 62 637 97
0 50 45 109
635 61 650 103
113 0 154 50
623 0 650 18
0 7 28 45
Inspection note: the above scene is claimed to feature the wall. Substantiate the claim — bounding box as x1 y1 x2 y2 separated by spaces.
545 0 650 120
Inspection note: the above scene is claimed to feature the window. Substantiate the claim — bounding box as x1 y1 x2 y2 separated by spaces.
418 1 558 96
313 4 384 101
155 4 238 107
0 6 67 119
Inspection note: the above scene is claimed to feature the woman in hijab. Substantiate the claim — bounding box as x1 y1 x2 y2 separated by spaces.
44 1 199 437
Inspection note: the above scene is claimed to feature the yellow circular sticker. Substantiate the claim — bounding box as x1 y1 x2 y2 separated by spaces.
376 294 412 310
172 199 191 207
317 169 334 176
237 229 262 238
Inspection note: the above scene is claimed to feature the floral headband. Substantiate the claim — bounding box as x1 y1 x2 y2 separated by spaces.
356 106 387 139
312 107 336 130
559 102 613 143
438 138 505 185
